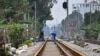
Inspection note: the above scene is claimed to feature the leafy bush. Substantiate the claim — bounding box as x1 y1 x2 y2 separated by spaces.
82 23 100 39
18 44 25 47
7 23 24 48
23 39 32 45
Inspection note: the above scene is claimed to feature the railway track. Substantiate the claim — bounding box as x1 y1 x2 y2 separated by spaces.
33 40 86 56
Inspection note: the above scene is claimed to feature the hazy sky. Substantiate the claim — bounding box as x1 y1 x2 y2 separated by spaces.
46 0 85 27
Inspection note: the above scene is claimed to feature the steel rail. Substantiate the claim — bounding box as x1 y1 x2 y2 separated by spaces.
33 40 47 56
56 40 86 56
33 40 86 56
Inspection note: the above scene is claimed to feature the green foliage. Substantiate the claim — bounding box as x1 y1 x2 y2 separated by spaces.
30 0 56 20
23 39 32 45
0 17 8 24
28 0 57 34
84 11 100 25
84 12 91 25
82 23 100 39
84 11 100 39
7 23 24 48
5 47 12 56
0 0 57 55
0 0 57 37
0 0 30 23
61 10 83 33
18 44 25 47
18 39 33 47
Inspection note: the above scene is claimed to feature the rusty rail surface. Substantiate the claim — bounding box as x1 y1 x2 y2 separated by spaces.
33 41 47 56
56 40 86 56
33 40 86 56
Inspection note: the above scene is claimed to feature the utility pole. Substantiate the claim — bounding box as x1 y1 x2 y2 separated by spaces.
34 1 37 37
67 0 68 20
62 0 69 38
90 3 92 24
77 5 80 33
66 0 69 38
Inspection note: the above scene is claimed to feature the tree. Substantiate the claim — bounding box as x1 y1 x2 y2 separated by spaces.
28 0 57 34
0 0 30 23
0 0 57 37
83 11 100 39
61 10 83 36
0 0 57 55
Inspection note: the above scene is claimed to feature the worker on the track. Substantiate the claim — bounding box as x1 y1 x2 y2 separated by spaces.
39 31 44 41
51 32 56 40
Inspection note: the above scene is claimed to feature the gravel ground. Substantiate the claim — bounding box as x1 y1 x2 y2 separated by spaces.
17 42 43 56
16 39 100 56
58 39 100 56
